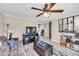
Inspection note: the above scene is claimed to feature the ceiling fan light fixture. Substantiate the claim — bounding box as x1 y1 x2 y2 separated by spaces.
31 3 64 17
43 12 49 17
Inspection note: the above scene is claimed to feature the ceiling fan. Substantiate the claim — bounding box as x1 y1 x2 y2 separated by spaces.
31 3 64 17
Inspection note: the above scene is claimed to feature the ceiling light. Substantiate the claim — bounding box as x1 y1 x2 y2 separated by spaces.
43 12 49 18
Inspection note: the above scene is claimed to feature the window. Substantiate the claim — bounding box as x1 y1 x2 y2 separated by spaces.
63 18 68 32
74 16 79 32
26 27 36 33
58 19 63 32
68 17 74 32
58 15 76 33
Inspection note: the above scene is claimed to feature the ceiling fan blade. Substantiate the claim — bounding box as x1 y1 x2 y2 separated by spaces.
48 10 64 13
48 3 56 9
36 13 44 17
31 7 43 11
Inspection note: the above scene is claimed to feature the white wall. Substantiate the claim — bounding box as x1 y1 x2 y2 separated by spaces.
0 13 4 36
0 15 39 40
51 19 60 43
45 23 49 38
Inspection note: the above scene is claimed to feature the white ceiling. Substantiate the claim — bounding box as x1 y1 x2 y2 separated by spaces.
0 3 79 22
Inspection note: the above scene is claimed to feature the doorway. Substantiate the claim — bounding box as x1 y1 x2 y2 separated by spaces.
49 21 52 39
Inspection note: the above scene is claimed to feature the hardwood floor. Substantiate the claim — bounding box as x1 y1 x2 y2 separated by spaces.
24 43 38 56
24 36 79 56
0 36 79 56
53 42 79 56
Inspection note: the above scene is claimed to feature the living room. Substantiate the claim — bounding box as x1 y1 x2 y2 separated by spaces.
0 3 79 56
